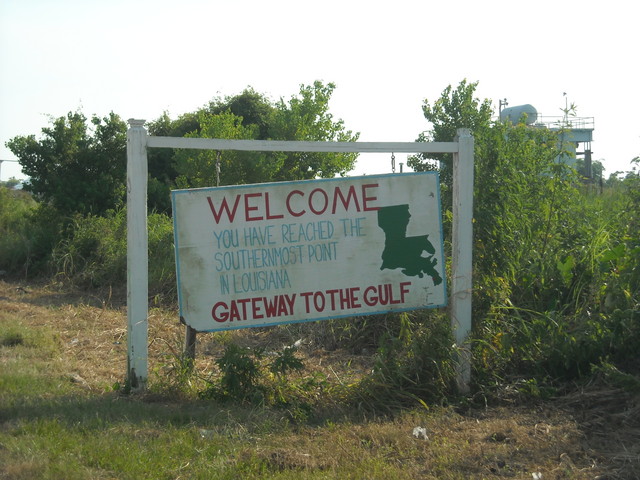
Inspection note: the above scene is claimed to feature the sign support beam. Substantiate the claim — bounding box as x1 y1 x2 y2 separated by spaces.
451 128 474 394
126 119 149 391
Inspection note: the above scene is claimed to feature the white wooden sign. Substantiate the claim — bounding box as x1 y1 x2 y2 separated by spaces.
127 123 473 392
172 172 446 332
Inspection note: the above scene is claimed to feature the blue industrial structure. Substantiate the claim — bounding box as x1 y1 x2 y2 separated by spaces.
499 102 595 177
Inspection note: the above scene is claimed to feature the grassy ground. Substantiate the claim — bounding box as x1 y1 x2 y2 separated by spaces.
1 279 637 479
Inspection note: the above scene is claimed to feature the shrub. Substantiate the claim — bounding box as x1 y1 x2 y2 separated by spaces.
199 343 307 406
0 188 65 276
50 208 176 298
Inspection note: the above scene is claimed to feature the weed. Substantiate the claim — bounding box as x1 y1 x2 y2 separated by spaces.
1 330 24 347
151 335 201 397
270 346 305 376
195 341 314 411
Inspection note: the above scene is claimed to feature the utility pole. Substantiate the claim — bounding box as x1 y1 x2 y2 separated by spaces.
0 159 19 181
498 99 508 117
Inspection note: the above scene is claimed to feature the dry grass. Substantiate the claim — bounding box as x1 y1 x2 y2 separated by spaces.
554 386 640 479
1 279 639 479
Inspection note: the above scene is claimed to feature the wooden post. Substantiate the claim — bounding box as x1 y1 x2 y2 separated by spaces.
184 325 197 367
126 119 149 390
451 128 474 393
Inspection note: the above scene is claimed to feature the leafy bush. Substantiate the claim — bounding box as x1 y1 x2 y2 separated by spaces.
147 212 177 300
199 343 307 407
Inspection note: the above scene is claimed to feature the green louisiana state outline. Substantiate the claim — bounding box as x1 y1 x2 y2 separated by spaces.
377 204 442 285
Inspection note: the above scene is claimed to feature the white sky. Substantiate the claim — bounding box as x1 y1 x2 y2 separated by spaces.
1 0 638 181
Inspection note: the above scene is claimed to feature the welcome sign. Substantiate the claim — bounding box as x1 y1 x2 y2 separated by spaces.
171 172 446 332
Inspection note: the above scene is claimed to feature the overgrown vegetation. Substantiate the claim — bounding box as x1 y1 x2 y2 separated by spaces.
2 79 639 414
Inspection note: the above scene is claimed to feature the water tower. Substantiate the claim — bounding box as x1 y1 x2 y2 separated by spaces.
499 101 595 177
499 104 538 125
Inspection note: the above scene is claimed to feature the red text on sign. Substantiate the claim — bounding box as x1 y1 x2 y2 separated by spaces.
207 184 379 224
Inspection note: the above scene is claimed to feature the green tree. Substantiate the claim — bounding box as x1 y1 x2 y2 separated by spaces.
146 88 277 208
155 81 359 192
173 111 268 188
575 158 604 179
146 112 182 213
268 81 359 180
404 80 640 384
7 111 127 216
408 79 493 187
0 177 21 189
207 87 273 139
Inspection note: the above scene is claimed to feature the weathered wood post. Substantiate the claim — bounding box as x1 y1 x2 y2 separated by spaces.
184 325 197 366
451 128 474 393
126 119 149 390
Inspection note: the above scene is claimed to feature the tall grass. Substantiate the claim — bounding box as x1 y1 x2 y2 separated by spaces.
473 178 640 388
1 187 175 298
0 188 64 276
0 188 34 272
50 208 176 299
